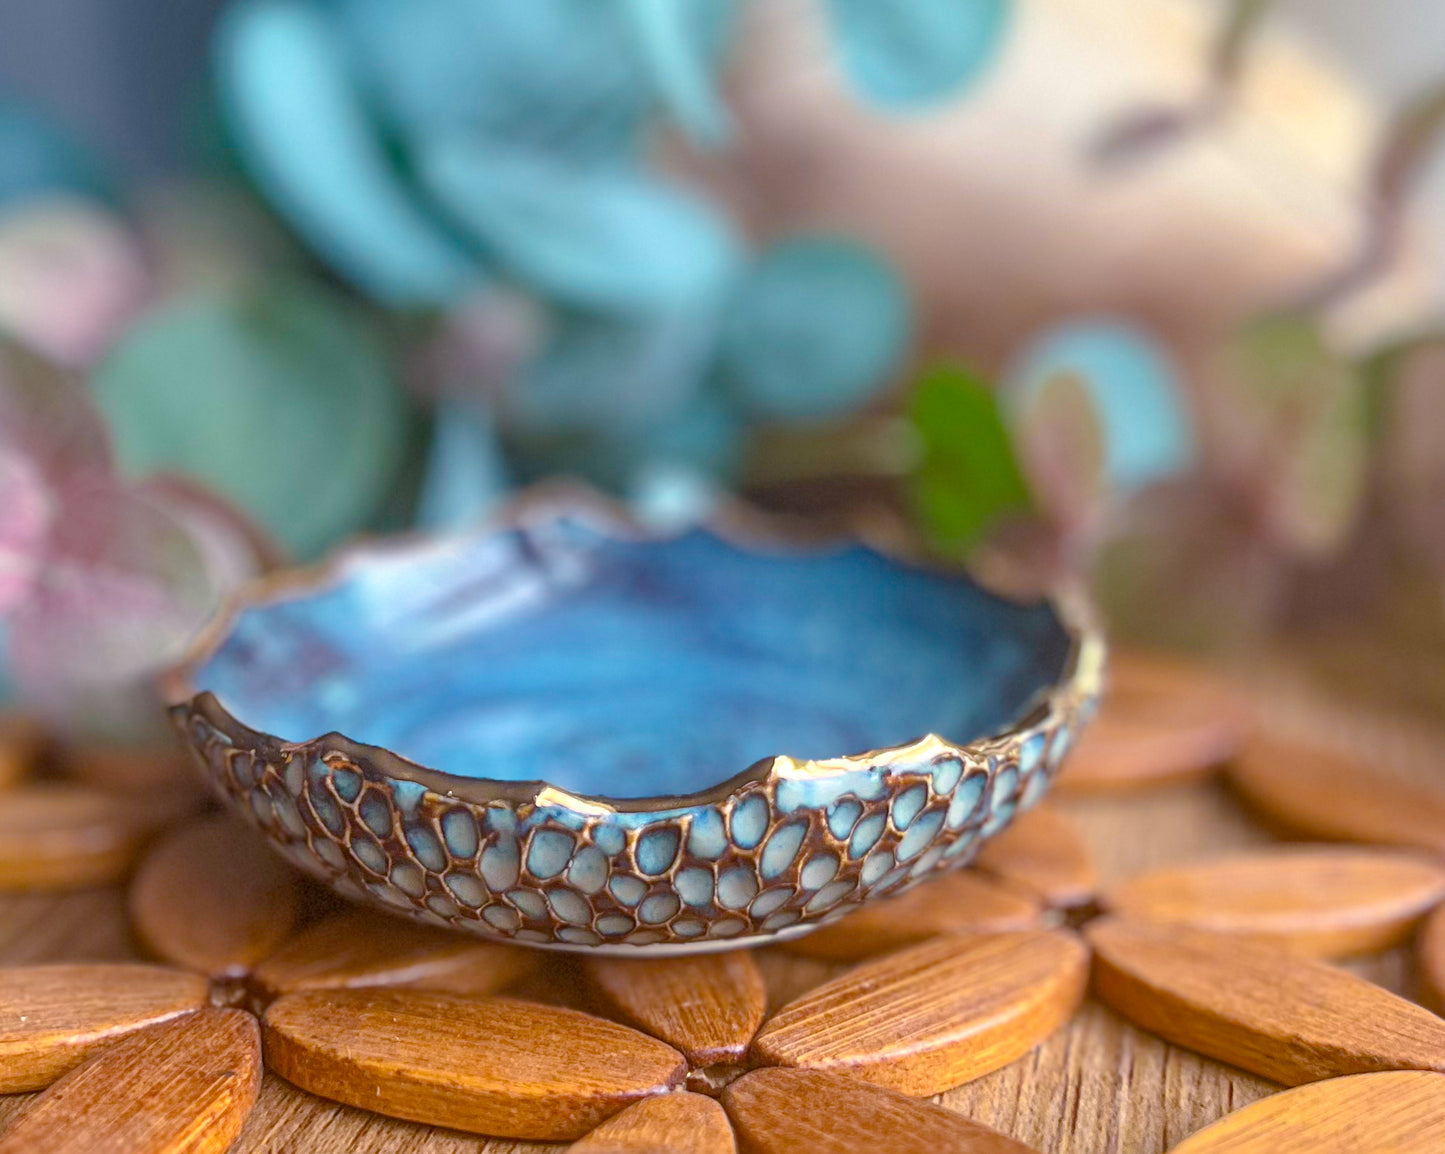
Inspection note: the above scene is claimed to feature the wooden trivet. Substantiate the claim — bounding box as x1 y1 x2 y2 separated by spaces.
0 653 1444 1151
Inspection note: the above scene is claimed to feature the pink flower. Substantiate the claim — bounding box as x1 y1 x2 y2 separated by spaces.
0 342 268 738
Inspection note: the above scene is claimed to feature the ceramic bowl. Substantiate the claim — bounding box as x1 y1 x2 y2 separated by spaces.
164 488 1104 954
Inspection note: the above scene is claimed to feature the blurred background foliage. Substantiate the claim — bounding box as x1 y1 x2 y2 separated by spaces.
1 0 1444 744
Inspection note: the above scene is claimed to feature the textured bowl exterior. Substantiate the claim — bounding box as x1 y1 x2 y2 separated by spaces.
166 492 1104 953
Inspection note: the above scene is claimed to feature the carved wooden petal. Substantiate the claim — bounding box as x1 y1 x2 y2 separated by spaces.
723 1067 1042 1154
973 804 1097 908
1166 1071 1445 1153
1055 651 1247 793
566 1091 736 1154
585 951 766 1071
0 1008 261 1154
57 741 203 794
0 963 209 1092
752 929 1089 1095
128 815 303 979
1229 736 1445 854
262 989 686 1140
0 717 43 791
784 871 1046 962
1103 846 1445 958
251 908 532 999
0 785 170 891
1416 904 1445 1014
1088 918 1445 1086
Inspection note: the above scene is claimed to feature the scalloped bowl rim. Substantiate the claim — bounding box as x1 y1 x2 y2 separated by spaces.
161 483 1105 817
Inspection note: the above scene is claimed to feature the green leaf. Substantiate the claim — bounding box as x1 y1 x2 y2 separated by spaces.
89 281 408 559
907 362 1031 553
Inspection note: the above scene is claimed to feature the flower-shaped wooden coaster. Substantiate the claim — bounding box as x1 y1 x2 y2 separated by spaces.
4 655 1445 1152
0 807 1093 1150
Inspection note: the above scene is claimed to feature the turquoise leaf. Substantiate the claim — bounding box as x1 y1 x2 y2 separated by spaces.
639 389 746 481
1004 320 1192 492
416 137 741 315
339 0 653 164
513 308 720 438
717 236 911 422
416 401 511 532
619 0 738 146
216 0 479 305
826 0 1010 108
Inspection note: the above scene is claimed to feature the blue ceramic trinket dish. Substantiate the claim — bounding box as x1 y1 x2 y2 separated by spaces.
164 488 1104 954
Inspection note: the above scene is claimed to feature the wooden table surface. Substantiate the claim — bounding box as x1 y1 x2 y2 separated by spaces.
0 654 1439 1153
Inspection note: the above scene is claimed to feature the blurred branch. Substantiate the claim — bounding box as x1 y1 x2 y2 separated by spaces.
1091 0 1274 167
744 416 920 486
1290 82 1445 313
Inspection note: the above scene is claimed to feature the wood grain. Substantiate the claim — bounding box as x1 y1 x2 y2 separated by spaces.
0 718 43 791
251 909 532 1000
752 930 1089 1094
1228 736 1445 852
262 989 686 1140
1417 903 1445 1013
0 645 1432 1153
56 740 202 794
0 963 209 1091
1165 1071 1445 1152
566 1092 736 1154
0 785 170 890
1088 917 1445 1085
975 805 1097 907
724 1068 1041 1153
1055 652 1247 794
783 870 1047 961
1102 846 1445 957
586 952 766 1072
129 816 303 979
0 1007 261 1153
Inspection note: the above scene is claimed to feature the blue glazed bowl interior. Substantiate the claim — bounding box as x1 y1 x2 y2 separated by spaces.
193 516 1073 800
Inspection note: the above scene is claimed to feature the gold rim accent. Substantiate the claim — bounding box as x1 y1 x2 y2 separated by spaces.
162 481 1105 816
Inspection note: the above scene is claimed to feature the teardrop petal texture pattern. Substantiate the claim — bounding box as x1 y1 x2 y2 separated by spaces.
1088 918 1445 1086
973 804 1096 907
1057 652 1247 793
752 929 1089 1094
585 951 766 1068
0 1008 261 1154
1103 846 1445 958
0 964 209 1092
251 909 532 999
128 815 303 978
785 870 1046 961
566 1091 736 1154
1165 1071 1445 1154
170 496 1099 951
723 1067 1042 1154
1229 737 1445 853
262 989 686 1140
